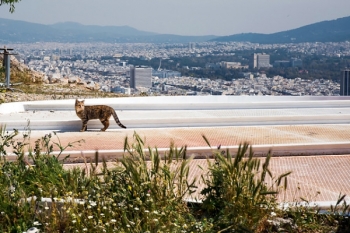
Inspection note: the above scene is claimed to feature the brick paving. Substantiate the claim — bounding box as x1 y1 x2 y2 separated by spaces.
14 124 349 204
63 155 350 203
25 124 350 152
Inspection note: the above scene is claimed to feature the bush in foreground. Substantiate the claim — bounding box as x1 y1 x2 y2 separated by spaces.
0 126 349 232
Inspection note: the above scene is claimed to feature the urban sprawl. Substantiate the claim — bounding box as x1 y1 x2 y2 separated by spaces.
6 41 350 96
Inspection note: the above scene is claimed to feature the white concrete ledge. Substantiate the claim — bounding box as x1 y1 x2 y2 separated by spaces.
2 96 350 130
2 96 350 113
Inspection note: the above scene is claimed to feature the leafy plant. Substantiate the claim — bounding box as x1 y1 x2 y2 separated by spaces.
200 136 291 232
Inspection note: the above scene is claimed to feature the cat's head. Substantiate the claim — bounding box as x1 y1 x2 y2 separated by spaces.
75 99 85 111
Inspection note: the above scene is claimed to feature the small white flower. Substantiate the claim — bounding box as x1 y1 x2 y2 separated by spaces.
111 219 117 223
44 206 49 210
144 210 149 213
88 216 93 219
90 201 97 207
33 221 41 226
271 211 277 217
134 207 139 211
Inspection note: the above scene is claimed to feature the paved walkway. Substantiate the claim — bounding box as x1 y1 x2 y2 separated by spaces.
8 125 350 204
63 155 350 204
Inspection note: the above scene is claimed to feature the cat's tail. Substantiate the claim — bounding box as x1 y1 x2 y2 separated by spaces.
112 110 127 129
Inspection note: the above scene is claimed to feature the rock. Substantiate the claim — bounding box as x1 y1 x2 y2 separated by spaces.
68 76 81 84
267 217 298 231
86 82 100 91
58 78 69 84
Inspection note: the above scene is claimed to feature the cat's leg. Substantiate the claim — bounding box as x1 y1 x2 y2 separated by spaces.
100 119 109 131
81 119 88 132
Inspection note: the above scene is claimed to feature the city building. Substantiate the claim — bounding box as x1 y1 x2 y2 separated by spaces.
273 60 290 68
130 66 152 89
340 69 350 96
222 61 247 69
152 69 181 78
250 53 270 69
273 58 303 68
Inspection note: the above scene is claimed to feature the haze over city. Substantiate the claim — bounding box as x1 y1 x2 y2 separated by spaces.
1 0 350 36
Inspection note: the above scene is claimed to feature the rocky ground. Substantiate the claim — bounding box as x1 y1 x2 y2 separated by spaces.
0 84 123 103
0 56 124 103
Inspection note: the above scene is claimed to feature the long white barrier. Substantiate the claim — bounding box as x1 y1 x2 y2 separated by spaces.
2 96 350 113
2 96 350 130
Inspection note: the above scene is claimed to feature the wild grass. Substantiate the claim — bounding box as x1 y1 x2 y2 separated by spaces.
0 126 349 232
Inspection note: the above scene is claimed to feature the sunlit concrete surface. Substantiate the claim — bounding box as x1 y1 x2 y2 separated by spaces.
1 95 350 203
63 156 350 204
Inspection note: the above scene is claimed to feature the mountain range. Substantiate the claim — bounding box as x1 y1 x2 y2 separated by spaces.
211 16 350 44
0 16 350 44
0 18 216 43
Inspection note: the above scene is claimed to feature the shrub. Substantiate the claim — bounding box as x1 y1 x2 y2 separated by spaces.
200 137 291 232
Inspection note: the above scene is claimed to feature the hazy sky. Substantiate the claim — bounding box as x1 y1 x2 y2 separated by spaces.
0 0 350 36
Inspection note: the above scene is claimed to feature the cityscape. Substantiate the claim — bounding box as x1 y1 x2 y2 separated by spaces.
4 40 349 96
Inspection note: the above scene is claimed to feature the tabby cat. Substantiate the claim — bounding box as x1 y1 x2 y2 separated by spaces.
75 99 127 131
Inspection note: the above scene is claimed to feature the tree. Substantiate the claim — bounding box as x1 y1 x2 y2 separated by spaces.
0 0 21 13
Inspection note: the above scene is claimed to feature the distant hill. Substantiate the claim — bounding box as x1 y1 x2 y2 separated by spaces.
2 16 350 44
212 16 350 44
0 18 217 43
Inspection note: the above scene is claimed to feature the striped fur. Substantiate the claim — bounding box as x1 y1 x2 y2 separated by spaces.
75 99 126 131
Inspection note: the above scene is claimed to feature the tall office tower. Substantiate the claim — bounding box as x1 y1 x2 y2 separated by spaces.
250 53 258 69
257 53 270 69
340 69 350 96
189 42 195 51
250 53 270 69
130 66 152 89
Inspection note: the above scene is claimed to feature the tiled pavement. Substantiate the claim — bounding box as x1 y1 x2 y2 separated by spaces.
14 124 350 204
